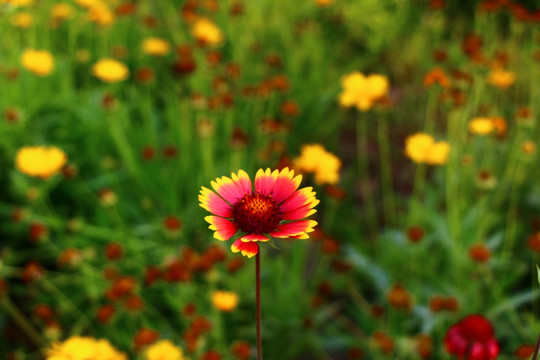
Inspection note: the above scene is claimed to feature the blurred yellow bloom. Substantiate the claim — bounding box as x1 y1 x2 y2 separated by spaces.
191 18 223 45
87 3 114 26
212 290 239 312
293 144 341 185
51 3 74 20
425 141 451 165
16 146 67 178
487 68 515 88
145 340 186 360
92 59 129 83
20 49 54 76
314 0 334 6
405 133 434 163
13 12 33 28
522 141 536 155
75 0 101 9
142 37 171 56
44 336 127 360
468 117 495 135
338 72 389 111
405 133 450 165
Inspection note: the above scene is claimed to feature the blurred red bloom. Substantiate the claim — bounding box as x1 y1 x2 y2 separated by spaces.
514 344 534 359
231 340 251 360
444 315 499 360
133 327 159 351
97 304 116 323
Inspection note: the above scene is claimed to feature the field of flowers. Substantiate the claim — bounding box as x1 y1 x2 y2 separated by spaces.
3 0 540 359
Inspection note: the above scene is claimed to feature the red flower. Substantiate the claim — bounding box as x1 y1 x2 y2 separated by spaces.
444 315 499 360
199 168 318 258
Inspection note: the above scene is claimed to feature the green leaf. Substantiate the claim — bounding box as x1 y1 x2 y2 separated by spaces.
537 265 540 287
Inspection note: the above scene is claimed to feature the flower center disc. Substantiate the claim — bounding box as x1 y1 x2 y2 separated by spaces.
233 193 281 234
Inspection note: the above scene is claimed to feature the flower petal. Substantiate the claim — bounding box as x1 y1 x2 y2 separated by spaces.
231 169 252 195
240 233 270 242
205 216 238 241
254 168 279 196
271 167 302 203
231 239 258 258
199 187 233 218
280 187 318 214
211 176 246 204
282 204 318 221
269 220 318 238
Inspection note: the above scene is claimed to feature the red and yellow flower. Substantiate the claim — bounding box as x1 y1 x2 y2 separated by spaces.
199 168 319 258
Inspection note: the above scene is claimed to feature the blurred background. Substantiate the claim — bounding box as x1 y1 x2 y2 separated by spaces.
1 0 540 359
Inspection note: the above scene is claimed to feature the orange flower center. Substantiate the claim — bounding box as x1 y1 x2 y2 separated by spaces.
233 193 281 234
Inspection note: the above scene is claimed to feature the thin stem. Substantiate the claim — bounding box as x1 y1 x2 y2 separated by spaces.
532 331 540 360
3 297 44 348
377 115 396 226
356 115 378 237
256 251 263 360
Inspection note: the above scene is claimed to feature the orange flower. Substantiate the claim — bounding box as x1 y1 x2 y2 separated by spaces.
191 18 223 45
423 67 450 88
487 68 515 88
211 290 239 312
469 243 491 263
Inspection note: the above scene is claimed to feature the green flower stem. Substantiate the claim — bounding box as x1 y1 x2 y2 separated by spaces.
40 277 96 334
3 297 44 348
106 111 140 178
502 160 523 260
377 114 395 226
356 114 378 238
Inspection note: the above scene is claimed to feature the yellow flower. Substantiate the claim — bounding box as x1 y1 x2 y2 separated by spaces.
75 0 100 8
145 340 186 360
44 336 126 360
142 37 171 56
13 12 33 28
338 72 389 111
94 339 128 360
212 290 239 312
92 59 129 83
87 3 114 26
293 144 341 185
191 18 223 45
405 133 450 165
487 68 515 88
522 141 536 155
314 0 333 6
51 3 74 20
405 133 434 163
21 49 54 76
425 141 450 165
16 146 67 178
468 117 495 135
